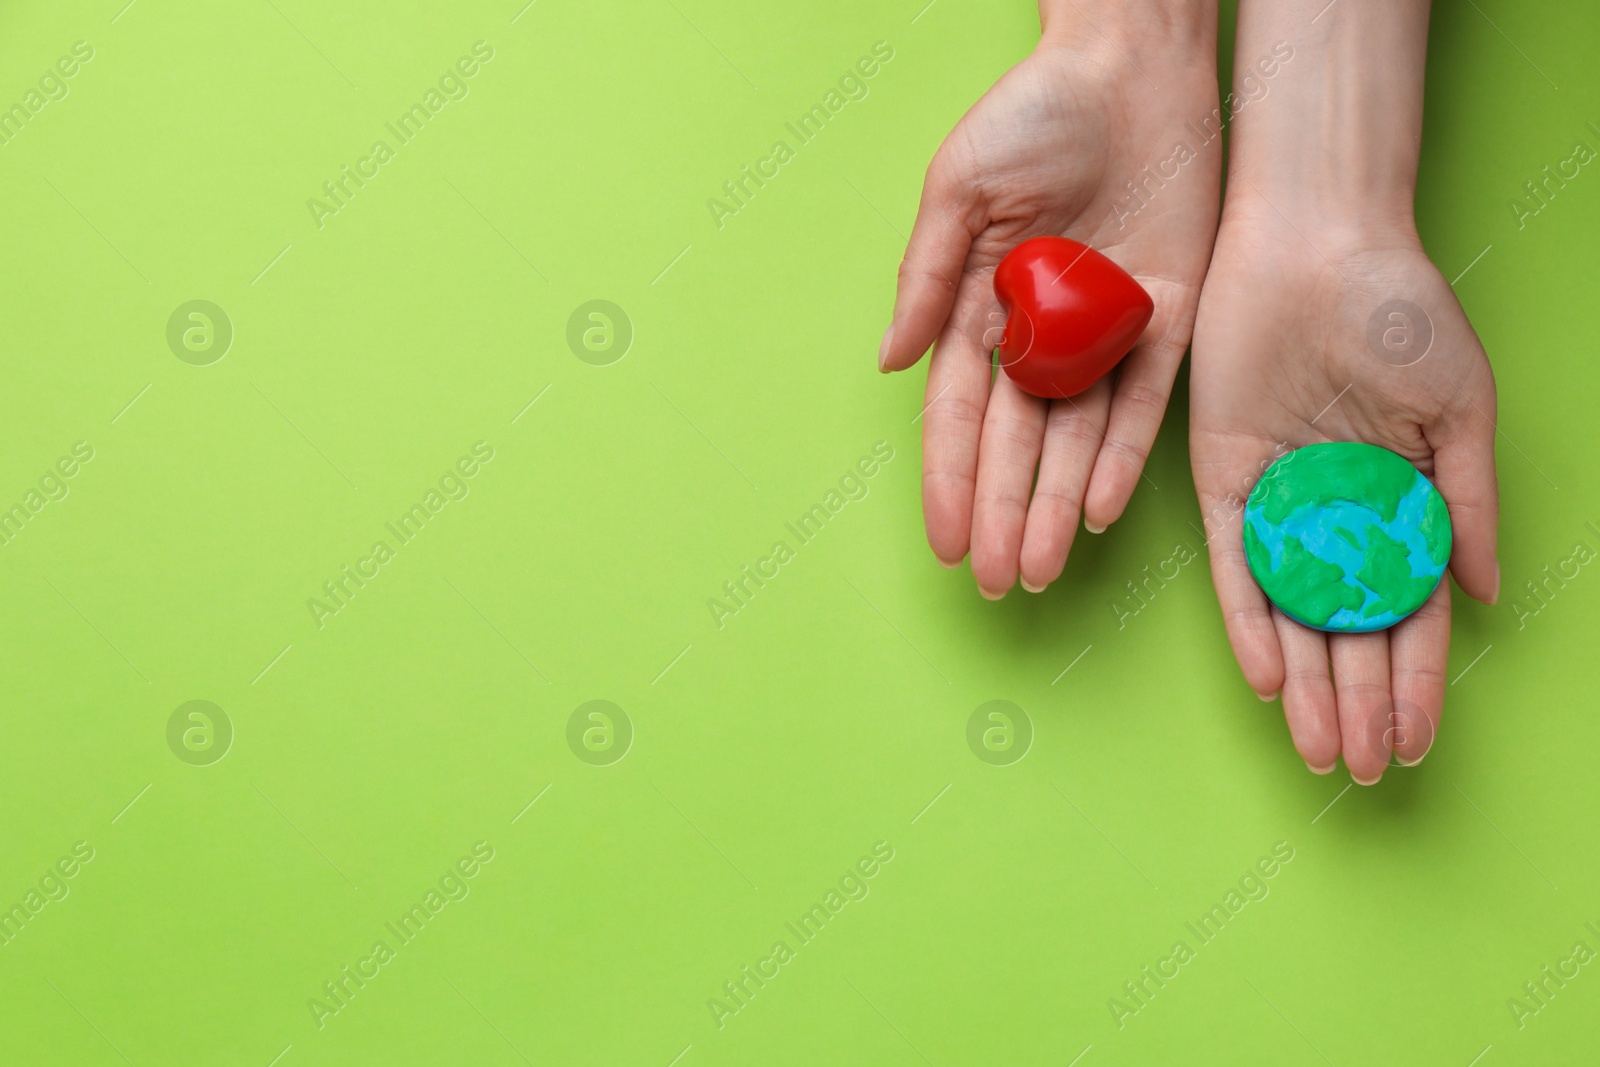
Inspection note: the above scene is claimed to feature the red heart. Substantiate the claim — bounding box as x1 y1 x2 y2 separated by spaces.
993 236 1154 399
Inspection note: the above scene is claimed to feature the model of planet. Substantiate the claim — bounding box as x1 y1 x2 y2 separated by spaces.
1242 442 1451 633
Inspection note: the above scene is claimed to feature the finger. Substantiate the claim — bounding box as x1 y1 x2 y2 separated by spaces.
1429 372 1500 604
1083 281 1196 531
1194 460 1284 699
1018 382 1112 592
1271 611 1341 773
1388 580 1450 766
969 372 1049 598
1329 631 1392 785
921 280 998 567
881 156 981 372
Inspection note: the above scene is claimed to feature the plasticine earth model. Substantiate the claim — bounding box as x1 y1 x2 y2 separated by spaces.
1242 442 1452 633
992 236 1153 399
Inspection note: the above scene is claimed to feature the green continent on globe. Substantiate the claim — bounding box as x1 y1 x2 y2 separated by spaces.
1355 524 1440 616
1243 524 1366 626
1250 442 1418 524
1419 484 1452 567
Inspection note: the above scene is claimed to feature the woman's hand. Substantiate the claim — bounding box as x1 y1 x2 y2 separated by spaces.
1190 201 1498 783
880 4 1220 597
1192 0 1499 783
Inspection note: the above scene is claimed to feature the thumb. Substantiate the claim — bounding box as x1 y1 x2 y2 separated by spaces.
880 155 980 373
1429 372 1501 604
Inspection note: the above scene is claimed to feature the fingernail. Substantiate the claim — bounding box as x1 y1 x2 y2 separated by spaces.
1351 770 1383 786
1306 761 1336 775
937 556 962 570
878 323 895 371
1256 691 1278 703
1490 561 1500 605
1397 749 1430 767
1084 520 1107 534
1021 579 1047 593
979 586 1006 601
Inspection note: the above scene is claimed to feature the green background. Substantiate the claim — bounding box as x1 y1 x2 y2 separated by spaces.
2 0 1597 1063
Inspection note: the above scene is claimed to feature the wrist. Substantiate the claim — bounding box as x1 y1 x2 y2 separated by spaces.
1225 107 1422 248
1037 0 1218 70
1219 180 1421 264
1224 0 1429 245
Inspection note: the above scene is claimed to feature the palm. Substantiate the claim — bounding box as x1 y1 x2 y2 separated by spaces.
882 43 1221 596
1191 213 1499 781
939 55 1108 272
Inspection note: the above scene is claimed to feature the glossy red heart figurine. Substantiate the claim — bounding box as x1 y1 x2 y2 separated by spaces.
993 236 1154 399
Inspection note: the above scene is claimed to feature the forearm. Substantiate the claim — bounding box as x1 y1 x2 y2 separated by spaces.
1037 0 1219 64
1227 0 1431 237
